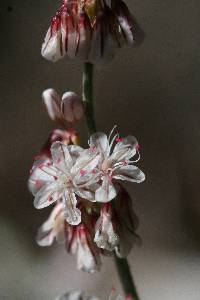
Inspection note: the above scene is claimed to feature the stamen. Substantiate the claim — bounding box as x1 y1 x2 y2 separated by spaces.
80 169 86 176
116 137 123 142
90 146 97 152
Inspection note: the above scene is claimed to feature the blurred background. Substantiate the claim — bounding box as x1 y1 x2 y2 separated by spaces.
1 0 200 299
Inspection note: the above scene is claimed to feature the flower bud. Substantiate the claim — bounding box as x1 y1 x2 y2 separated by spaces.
42 88 62 121
62 92 84 123
94 203 119 251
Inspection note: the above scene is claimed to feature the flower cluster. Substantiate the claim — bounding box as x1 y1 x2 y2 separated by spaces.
41 0 144 63
29 93 144 272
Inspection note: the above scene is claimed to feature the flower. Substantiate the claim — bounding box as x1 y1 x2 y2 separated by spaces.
41 1 92 62
94 203 119 251
29 141 100 225
41 0 144 63
43 89 84 124
89 127 145 202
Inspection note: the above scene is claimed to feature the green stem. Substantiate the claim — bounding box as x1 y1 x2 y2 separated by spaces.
82 62 96 135
114 253 140 300
82 61 140 300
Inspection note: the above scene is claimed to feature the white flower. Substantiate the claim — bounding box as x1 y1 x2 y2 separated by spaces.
36 202 67 246
89 127 145 202
29 141 100 225
94 203 119 251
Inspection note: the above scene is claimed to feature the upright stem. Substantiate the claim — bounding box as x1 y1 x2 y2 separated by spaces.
82 61 141 300
82 62 96 135
114 254 140 300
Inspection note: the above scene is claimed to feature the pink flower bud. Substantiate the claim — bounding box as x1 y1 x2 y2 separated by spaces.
42 89 62 121
62 92 84 123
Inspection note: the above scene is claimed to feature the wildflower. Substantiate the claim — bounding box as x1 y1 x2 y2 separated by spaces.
43 89 84 124
89 127 145 202
41 0 144 64
29 141 100 225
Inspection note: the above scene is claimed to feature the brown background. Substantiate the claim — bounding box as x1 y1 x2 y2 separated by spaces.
1 0 200 299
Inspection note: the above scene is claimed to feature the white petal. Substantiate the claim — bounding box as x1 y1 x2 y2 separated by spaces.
51 142 73 172
89 132 109 156
28 159 57 195
113 165 145 183
61 92 84 123
94 205 119 251
95 176 117 202
112 135 138 162
41 28 66 62
42 89 62 121
63 190 81 225
34 182 60 209
75 188 95 202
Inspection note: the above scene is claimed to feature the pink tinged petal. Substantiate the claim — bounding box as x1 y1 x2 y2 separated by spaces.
41 27 65 62
95 176 117 202
94 204 119 251
113 165 145 183
28 159 57 195
76 224 101 273
63 190 81 225
51 141 73 172
66 15 78 58
89 132 109 156
34 181 60 209
112 135 138 161
36 203 65 246
75 188 96 202
76 12 92 59
42 89 62 121
61 91 84 123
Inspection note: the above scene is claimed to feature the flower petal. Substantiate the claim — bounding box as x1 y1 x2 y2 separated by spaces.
42 88 62 122
94 204 119 251
51 142 73 172
111 135 138 162
113 165 145 183
95 176 117 202
34 182 60 209
89 132 109 156
41 28 66 62
76 224 101 273
63 190 81 225
28 159 57 195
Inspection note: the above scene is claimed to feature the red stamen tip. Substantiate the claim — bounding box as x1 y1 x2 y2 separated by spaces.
80 169 86 176
48 196 53 202
116 137 123 142
136 143 141 150
91 169 97 174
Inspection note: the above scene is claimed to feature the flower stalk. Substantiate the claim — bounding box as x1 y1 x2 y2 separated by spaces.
82 62 96 135
82 62 140 300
